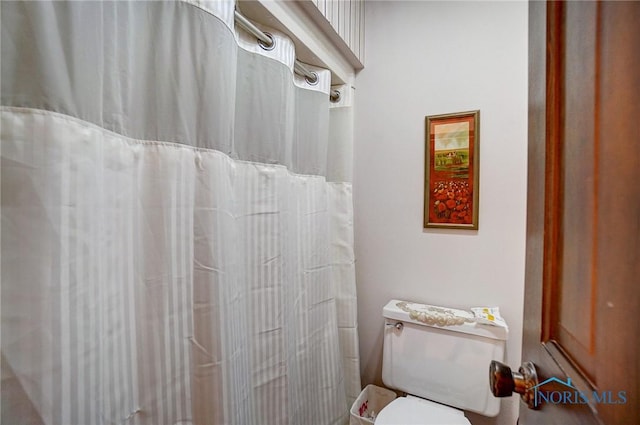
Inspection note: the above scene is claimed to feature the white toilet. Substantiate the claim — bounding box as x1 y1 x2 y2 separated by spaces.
375 299 508 425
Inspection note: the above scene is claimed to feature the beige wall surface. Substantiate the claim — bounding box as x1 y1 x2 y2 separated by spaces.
353 2 529 424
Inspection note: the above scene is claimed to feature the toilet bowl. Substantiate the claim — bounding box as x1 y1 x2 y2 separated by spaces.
376 300 508 424
375 396 471 425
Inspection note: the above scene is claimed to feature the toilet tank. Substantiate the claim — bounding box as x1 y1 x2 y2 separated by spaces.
382 300 507 417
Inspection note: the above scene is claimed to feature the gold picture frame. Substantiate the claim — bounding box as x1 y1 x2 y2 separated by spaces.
424 110 480 230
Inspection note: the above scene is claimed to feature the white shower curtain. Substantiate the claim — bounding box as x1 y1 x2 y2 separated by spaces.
1 1 360 424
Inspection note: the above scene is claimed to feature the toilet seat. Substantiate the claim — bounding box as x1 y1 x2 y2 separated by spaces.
375 396 472 425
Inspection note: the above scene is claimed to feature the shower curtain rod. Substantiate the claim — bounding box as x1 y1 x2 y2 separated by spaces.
234 9 341 103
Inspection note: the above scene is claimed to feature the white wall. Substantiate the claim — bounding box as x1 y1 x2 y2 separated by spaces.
353 2 528 425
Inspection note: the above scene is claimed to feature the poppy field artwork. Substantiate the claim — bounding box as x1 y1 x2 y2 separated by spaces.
424 110 479 229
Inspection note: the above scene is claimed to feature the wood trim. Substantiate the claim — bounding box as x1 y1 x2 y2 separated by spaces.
594 2 640 422
543 341 603 419
588 0 601 357
523 2 639 423
523 0 547 348
541 0 564 343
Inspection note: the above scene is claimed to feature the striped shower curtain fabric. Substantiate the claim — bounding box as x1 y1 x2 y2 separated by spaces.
0 1 360 424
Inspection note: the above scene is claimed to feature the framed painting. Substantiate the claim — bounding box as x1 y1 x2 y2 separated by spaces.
424 110 479 229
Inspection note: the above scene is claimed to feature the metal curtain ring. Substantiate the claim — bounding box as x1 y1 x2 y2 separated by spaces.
305 72 319 86
257 32 275 51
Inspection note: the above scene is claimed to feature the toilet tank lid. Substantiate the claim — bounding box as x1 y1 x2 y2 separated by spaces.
383 299 508 341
